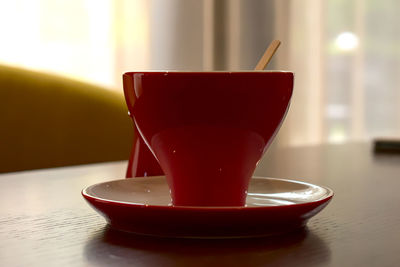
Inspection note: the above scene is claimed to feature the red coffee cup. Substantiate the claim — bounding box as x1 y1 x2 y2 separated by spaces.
123 71 294 206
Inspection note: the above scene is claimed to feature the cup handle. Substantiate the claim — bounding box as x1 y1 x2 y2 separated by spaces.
123 72 164 178
126 130 164 178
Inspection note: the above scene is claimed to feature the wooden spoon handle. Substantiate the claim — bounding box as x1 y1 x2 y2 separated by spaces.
254 40 281 70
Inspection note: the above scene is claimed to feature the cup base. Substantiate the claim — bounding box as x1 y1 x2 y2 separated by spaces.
151 125 264 207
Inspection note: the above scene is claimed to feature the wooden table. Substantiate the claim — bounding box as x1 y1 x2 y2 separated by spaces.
1 142 399 266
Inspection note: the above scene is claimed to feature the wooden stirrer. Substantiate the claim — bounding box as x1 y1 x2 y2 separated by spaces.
254 40 281 70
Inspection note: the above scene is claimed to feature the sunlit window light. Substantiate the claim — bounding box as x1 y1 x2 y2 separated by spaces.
335 32 359 51
0 0 150 89
328 125 347 144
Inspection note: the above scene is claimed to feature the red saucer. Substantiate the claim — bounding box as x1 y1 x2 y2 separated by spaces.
82 176 333 238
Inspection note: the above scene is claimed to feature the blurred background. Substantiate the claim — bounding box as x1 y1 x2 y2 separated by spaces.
1 0 399 147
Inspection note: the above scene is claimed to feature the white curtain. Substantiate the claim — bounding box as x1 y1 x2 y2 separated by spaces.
1 0 399 146
277 0 400 145
274 0 325 146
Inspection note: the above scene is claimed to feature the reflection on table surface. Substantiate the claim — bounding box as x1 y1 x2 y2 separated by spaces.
84 226 329 266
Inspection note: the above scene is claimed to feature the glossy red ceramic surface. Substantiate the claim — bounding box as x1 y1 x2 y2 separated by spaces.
123 72 294 206
126 134 163 178
82 176 333 238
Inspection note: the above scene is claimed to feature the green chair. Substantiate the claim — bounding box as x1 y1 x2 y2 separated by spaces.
0 64 133 173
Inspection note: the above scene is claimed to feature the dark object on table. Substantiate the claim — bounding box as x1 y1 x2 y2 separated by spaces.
373 138 400 154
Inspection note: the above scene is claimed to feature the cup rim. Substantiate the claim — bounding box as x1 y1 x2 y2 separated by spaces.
124 70 293 75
